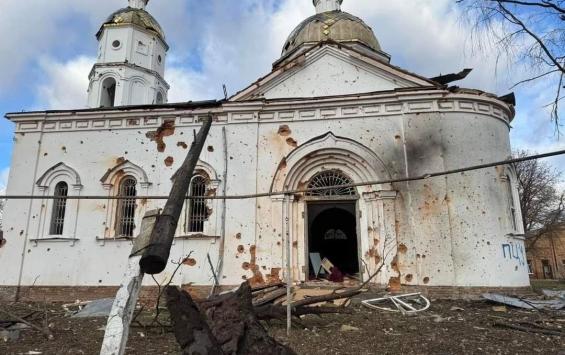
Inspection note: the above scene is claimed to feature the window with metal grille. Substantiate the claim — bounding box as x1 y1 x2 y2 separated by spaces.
306 170 356 197
505 175 518 231
185 175 209 233
116 177 137 237
49 182 68 235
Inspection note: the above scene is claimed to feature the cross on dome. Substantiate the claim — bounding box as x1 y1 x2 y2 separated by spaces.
129 0 149 10
313 0 343 13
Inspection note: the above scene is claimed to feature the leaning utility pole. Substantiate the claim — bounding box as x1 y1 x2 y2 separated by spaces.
100 116 213 355
140 115 213 274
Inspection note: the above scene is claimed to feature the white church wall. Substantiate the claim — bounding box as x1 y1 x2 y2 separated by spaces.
1 90 529 294
264 51 404 99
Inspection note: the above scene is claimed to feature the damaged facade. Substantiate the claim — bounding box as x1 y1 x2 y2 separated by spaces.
0 0 529 301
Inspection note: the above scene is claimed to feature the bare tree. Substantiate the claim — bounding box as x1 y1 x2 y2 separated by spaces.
514 151 564 247
456 0 565 127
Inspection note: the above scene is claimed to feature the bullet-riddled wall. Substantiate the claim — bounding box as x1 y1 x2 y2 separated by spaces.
0 88 529 299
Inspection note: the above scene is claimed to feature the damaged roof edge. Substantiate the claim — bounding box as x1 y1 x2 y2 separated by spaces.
4 100 224 119
5 88 515 121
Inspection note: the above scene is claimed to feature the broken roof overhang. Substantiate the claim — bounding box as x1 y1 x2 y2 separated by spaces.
4 100 223 119
431 69 473 85
498 92 516 106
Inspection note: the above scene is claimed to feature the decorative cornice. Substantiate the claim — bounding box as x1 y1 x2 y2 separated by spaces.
7 89 513 133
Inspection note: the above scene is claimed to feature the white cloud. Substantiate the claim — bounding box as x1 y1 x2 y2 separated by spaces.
0 0 190 95
35 56 94 110
0 167 9 195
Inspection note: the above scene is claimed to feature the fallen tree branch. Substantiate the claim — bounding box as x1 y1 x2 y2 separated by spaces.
291 288 363 308
151 251 194 327
256 304 352 321
493 321 563 336
251 283 285 294
253 288 289 307
0 309 54 340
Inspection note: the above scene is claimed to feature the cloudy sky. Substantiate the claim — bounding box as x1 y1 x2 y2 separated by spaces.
0 0 563 195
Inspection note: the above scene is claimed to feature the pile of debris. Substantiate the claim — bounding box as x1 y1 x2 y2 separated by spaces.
0 308 53 342
165 281 366 354
482 290 565 336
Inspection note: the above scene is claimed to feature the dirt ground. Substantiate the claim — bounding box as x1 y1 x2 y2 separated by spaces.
0 299 563 355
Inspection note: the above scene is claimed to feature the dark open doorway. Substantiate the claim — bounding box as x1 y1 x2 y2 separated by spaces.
307 201 359 279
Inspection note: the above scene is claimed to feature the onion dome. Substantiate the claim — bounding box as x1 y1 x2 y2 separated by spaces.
96 6 165 43
282 11 381 57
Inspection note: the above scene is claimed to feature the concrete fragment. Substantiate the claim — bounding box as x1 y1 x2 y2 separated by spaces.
492 306 508 313
72 298 114 318
483 293 565 311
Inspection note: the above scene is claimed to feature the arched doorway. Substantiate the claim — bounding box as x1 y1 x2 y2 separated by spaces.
271 132 398 284
305 170 360 280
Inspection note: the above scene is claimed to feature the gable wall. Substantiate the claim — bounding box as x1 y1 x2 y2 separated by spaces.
263 53 404 99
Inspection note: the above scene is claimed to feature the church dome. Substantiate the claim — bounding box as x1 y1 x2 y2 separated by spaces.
96 7 165 42
281 10 381 57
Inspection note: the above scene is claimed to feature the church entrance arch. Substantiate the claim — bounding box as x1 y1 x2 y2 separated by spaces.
305 170 360 279
271 132 399 284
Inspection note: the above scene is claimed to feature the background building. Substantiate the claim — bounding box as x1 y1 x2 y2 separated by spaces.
526 224 565 280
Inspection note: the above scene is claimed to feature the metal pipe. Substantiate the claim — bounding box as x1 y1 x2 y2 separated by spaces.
284 194 292 335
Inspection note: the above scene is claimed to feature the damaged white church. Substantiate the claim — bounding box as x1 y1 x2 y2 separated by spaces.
0 0 529 302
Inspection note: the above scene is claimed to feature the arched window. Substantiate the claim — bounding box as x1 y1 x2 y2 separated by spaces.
505 174 518 231
156 92 164 104
49 182 68 235
100 77 116 108
306 170 356 197
116 177 137 237
185 175 209 233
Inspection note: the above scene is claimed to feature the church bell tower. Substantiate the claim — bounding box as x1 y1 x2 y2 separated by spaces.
87 0 169 108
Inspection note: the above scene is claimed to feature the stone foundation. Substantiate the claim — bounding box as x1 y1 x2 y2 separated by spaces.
0 284 534 304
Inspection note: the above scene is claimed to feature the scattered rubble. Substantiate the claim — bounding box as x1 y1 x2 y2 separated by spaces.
71 298 114 318
482 292 565 311
1 298 564 354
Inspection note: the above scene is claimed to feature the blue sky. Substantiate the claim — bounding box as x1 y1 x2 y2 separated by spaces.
0 0 563 193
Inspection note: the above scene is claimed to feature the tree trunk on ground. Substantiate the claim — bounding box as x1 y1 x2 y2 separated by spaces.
201 282 296 355
166 282 296 355
166 287 225 355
